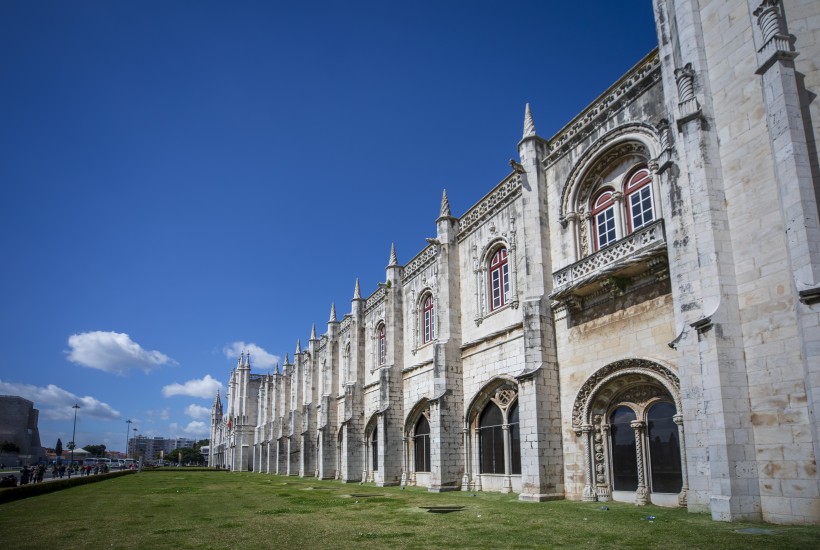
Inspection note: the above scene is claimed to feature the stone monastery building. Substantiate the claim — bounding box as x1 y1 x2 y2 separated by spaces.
210 0 820 524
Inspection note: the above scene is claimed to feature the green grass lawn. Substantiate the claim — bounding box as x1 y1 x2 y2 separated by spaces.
0 470 817 549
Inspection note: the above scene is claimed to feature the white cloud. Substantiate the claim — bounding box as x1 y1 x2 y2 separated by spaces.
223 341 279 369
66 331 177 375
185 404 210 420
145 408 171 421
0 379 120 420
162 374 222 399
169 421 209 437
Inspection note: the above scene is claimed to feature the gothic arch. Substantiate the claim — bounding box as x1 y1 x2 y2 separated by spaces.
571 358 681 430
466 375 518 425
560 124 660 222
571 358 686 507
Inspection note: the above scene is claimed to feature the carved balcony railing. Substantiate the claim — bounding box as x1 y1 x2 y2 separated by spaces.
551 219 667 301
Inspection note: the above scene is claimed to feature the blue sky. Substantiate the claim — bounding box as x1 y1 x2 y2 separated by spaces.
0 1 657 454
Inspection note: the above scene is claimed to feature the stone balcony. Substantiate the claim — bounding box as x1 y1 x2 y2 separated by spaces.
550 219 668 312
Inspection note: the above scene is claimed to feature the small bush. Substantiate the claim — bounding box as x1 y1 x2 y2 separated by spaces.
0 470 136 504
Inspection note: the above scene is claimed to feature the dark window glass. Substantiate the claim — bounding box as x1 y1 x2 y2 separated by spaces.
509 402 521 475
647 402 682 493
371 426 378 472
610 406 638 491
414 416 430 472
479 403 505 474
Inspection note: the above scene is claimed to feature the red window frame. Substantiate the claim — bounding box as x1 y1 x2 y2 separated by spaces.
422 294 435 344
591 189 617 251
624 167 654 233
489 248 509 311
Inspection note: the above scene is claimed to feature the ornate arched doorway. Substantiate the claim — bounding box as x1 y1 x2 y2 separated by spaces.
572 359 688 507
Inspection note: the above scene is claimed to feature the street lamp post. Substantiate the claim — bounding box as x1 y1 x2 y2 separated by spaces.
70 404 80 475
125 419 132 460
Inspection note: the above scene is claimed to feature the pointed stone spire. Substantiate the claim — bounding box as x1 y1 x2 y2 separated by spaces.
353 278 362 300
237 352 244 368
310 323 317 340
388 243 398 267
440 189 451 218
296 339 302 354
329 302 337 322
244 352 250 367
523 102 536 138
285 353 290 365
274 362 280 375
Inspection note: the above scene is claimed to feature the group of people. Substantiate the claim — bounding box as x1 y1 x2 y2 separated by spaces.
15 461 112 485
19 464 46 484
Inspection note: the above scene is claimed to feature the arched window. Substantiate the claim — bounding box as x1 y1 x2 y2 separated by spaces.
625 167 654 232
610 406 638 491
342 343 351 384
414 416 431 472
647 402 681 493
422 294 435 344
489 247 510 311
591 189 617 250
479 403 505 474
370 425 379 472
509 402 521 475
377 324 386 366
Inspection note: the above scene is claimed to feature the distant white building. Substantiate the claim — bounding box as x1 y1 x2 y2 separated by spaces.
210 0 820 525
129 436 197 460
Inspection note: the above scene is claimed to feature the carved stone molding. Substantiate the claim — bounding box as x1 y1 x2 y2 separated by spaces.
753 0 797 74
545 51 661 165
457 173 522 241
674 63 702 127
571 358 681 431
403 244 438 283
551 219 667 300
365 286 387 313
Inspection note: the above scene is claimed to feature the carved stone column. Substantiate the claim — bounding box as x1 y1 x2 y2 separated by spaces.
612 191 625 240
673 414 689 507
508 217 519 308
473 427 482 492
580 424 597 502
565 212 580 262
597 424 611 501
631 420 649 505
461 427 471 491
674 63 701 125
400 436 408 487
502 423 512 493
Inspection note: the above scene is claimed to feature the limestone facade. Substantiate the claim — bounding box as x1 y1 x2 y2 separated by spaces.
209 0 820 524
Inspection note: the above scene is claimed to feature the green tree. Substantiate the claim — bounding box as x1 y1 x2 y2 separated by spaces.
195 439 209 450
0 441 20 453
84 444 106 457
176 447 205 465
55 438 63 458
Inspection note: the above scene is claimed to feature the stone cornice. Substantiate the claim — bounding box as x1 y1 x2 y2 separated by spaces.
543 50 661 167
365 286 387 313
402 244 438 283
457 172 521 241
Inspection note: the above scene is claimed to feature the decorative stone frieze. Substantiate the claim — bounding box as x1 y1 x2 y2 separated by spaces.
457 173 522 241
402 244 438 282
551 219 667 300
544 51 661 165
